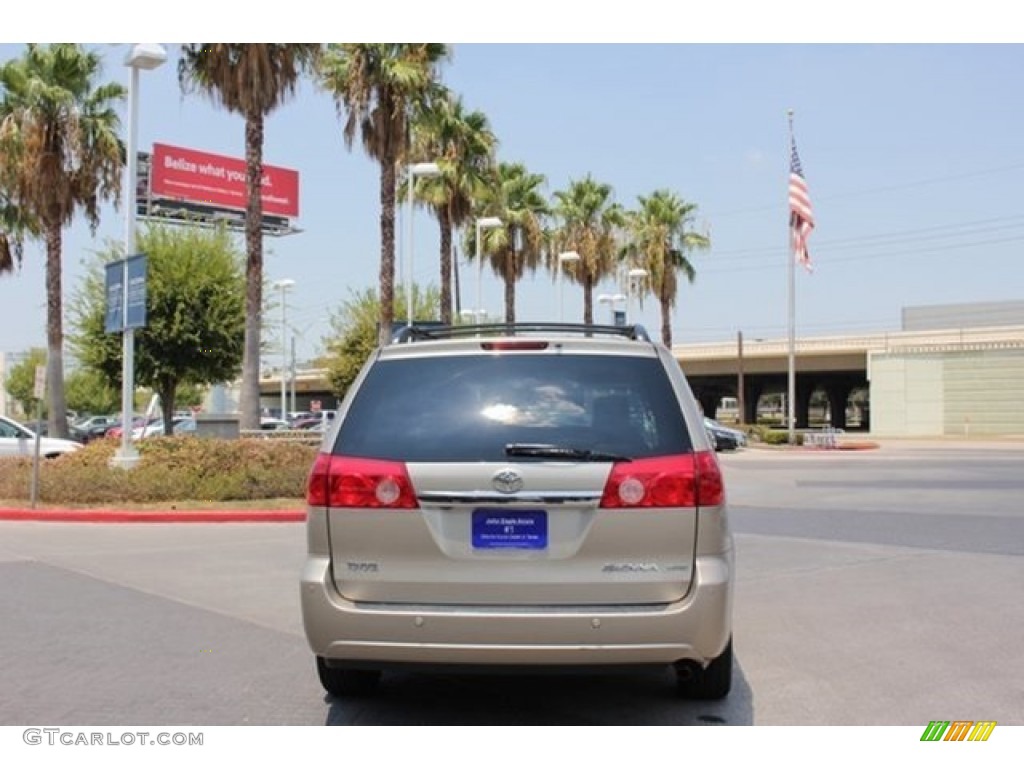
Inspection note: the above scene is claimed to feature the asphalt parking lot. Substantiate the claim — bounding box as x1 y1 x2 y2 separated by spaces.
1 440 1022 725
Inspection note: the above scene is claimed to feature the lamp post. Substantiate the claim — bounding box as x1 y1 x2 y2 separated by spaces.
114 43 166 470
272 279 295 420
598 293 626 325
474 216 503 320
737 330 745 425
557 251 580 321
626 267 648 325
406 162 441 327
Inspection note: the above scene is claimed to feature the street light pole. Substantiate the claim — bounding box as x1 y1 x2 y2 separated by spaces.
737 330 745 425
290 336 296 414
273 279 295 420
406 162 440 328
114 43 166 470
557 251 580 321
474 216 503 320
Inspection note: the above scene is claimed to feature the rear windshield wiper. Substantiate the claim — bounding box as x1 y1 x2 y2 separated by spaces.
504 443 632 462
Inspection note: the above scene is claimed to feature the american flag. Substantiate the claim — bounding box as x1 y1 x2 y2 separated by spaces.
788 131 814 271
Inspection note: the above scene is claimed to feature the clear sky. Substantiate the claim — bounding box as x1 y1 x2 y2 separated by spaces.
2 33 1023 364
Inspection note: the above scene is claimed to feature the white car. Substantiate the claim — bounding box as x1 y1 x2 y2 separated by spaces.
260 417 291 431
134 416 194 439
0 415 82 458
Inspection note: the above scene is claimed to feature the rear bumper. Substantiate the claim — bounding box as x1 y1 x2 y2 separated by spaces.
301 550 733 668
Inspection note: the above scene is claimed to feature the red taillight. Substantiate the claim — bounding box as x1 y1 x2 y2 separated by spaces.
599 451 724 509
306 453 419 509
480 341 549 351
694 450 725 507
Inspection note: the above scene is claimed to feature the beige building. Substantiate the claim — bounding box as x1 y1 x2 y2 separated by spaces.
869 302 1024 437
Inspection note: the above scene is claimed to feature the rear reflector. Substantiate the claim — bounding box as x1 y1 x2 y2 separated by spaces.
599 451 724 508
306 454 419 509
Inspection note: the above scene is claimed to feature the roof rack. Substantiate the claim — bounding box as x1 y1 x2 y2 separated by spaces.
392 322 652 344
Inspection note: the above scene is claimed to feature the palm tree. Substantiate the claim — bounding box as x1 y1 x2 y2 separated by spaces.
0 44 125 438
0 193 34 274
178 43 320 430
411 90 496 323
551 176 625 324
626 189 710 347
473 162 548 323
319 43 449 346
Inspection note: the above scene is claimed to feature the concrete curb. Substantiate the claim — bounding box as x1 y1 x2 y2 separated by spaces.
0 507 306 523
745 441 880 452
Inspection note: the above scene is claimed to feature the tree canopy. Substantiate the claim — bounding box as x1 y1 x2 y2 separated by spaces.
319 44 449 346
0 43 126 437
71 224 246 433
324 284 440 401
178 43 321 431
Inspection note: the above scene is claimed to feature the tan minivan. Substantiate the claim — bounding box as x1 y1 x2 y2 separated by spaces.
301 324 733 699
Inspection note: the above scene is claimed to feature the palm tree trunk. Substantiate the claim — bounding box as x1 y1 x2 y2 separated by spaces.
45 221 68 439
583 273 594 325
660 292 672 347
439 206 453 324
504 226 516 323
238 109 265 431
504 260 516 323
378 154 398 347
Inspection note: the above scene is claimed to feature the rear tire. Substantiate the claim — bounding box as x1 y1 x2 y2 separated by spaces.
316 657 381 698
677 638 732 700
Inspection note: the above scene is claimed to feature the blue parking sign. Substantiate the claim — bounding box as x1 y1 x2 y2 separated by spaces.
105 254 147 332
125 254 147 329
105 261 124 333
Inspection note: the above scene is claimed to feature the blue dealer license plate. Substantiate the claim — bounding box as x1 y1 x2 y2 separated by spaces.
472 509 547 550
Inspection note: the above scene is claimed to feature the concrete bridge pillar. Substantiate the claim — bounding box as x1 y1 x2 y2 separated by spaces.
795 380 815 429
697 392 719 419
743 382 763 425
826 383 851 430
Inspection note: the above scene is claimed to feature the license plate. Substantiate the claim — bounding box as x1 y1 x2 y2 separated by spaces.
472 509 547 550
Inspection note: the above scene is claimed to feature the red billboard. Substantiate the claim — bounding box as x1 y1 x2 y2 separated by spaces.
150 143 299 218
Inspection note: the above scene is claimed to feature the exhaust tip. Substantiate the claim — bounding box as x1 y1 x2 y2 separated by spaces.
674 660 701 682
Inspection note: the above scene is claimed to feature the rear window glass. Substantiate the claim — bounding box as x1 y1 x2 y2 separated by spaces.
333 354 692 461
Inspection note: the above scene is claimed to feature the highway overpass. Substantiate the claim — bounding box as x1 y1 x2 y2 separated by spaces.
672 325 1024 434
259 324 1024 437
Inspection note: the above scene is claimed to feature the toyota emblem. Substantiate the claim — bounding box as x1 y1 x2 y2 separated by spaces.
492 469 524 494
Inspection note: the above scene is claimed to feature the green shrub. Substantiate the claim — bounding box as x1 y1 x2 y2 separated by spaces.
0 437 318 506
760 430 804 446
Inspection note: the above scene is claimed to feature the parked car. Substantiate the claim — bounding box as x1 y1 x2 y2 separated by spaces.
0 415 82 458
22 419 50 437
259 418 290 431
704 417 747 452
287 411 315 425
134 416 196 439
173 417 197 435
71 415 117 444
292 417 327 432
105 416 154 439
302 323 733 700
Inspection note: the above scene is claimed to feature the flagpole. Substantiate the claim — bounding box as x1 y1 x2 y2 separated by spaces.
787 109 797 446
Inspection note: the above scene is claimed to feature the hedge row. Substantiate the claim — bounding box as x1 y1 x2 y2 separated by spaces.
746 425 804 446
0 437 318 506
